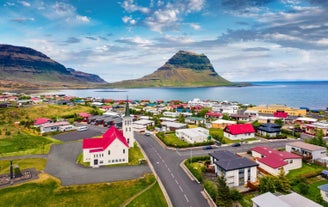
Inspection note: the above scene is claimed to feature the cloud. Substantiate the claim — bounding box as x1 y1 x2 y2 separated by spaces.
121 0 150 13
11 17 35 23
18 1 30 7
115 36 152 46
4 2 15 7
145 7 180 32
64 37 81 44
122 16 137 25
243 47 270 52
75 15 90 23
189 23 201 30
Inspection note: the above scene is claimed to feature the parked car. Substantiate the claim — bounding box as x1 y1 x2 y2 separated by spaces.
203 145 213 150
77 126 88 132
144 131 151 136
231 143 241 147
214 140 221 146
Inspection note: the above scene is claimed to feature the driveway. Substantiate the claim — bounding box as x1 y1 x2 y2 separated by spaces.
45 142 151 186
52 124 107 142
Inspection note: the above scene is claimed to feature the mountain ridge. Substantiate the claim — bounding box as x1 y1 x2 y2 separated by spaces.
107 50 234 88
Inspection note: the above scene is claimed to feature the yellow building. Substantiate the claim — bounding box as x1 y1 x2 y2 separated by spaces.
247 104 306 117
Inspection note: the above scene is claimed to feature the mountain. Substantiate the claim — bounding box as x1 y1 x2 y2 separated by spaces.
0 44 106 90
108 50 233 88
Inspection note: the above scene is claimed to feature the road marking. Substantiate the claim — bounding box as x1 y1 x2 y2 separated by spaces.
184 194 189 202
168 168 171 172
179 185 183 192
176 150 181 156
171 173 174 178
175 179 179 185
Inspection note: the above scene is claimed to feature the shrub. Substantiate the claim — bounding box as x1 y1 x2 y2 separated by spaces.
230 189 243 201
204 180 217 200
298 182 309 194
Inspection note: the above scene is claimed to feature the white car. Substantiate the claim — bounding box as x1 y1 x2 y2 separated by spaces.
77 126 88 132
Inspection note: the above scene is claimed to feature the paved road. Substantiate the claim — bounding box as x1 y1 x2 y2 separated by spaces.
136 134 297 207
45 141 152 186
53 124 107 142
136 133 209 207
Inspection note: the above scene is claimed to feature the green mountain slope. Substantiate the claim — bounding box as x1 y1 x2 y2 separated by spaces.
108 50 233 88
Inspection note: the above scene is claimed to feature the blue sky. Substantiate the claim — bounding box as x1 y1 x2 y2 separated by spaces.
1 0 328 82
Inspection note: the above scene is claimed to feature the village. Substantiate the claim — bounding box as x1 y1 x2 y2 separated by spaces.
1 92 328 207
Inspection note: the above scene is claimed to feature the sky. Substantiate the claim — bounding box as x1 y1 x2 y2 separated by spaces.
1 0 328 82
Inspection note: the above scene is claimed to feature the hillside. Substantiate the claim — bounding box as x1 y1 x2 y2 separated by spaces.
108 50 234 88
0 44 106 90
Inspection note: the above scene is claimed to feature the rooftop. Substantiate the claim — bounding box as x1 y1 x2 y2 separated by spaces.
287 141 326 151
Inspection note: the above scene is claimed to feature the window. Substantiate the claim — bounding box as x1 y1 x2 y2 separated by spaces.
100 161 103 164
123 149 125 154
108 150 110 155
290 160 293 164
127 138 130 143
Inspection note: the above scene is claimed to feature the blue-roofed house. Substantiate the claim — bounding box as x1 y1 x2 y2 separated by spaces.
256 121 282 138
318 183 328 203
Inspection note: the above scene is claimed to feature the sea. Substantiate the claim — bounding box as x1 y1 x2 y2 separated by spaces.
46 81 328 110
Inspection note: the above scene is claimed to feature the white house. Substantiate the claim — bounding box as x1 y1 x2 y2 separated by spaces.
161 121 186 131
40 121 70 134
223 123 255 140
209 150 258 187
285 141 327 161
175 127 209 144
251 146 302 175
82 126 129 167
252 192 322 207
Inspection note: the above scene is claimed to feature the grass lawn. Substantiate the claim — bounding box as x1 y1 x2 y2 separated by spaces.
287 162 325 179
162 133 190 148
127 182 168 207
0 133 61 157
0 173 167 207
0 158 46 174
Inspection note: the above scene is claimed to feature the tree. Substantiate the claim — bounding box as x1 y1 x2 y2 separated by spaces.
259 175 277 193
276 168 290 192
309 129 327 147
177 114 185 123
216 176 232 207
222 113 230 120
274 119 283 126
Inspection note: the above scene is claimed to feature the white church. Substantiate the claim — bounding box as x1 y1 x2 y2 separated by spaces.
82 99 135 167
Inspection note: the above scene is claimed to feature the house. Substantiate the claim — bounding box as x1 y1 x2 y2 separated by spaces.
304 121 328 136
205 111 222 119
285 141 327 161
246 104 307 116
82 126 129 167
274 110 288 119
251 146 302 175
79 112 91 122
256 121 282 138
211 119 237 129
175 127 209 143
229 114 251 122
161 121 186 131
185 117 205 125
244 110 259 120
252 192 322 207
209 150 258 187
40 121 70 134
223 123 255 140
318 184 328 203
34 118 52 127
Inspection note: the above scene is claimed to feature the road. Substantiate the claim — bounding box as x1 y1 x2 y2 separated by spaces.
136 133 297 207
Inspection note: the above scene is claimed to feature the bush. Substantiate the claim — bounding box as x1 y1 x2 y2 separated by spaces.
298 182 309 194
204 180 217 200
230 189 243 201
185 161 203 182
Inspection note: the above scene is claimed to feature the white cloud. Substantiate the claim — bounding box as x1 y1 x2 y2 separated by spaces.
122 0 150 14
316 38 328 46
76 15 90 23
186 0 205 13
122 16 137 25
189 23 201 30
146 8 179 32
18 1 30 7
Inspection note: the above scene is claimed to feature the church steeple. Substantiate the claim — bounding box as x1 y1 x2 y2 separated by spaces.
125 96 130 117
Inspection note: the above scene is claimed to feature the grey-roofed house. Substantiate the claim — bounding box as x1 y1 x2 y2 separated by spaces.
252 192 323 207
209 150 258 187
318 184 328 203
256 122 282 138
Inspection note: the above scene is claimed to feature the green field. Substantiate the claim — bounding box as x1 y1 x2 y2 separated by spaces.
0 158 46 174
0 173 167 207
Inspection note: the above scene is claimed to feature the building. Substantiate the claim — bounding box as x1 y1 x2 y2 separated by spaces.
304 121 328 136
318 184 328 203
34 118 52 127
209 150 258 187
185 117 205 125
252 192 322 207
256 121 282 138
211 119 236 129
285 141 327 161
40 121 70 134
247 104 306 117
175 127 209 143
161 121 186 131
251 146 302 175
82 126 129 167
123 99 135 147
229 114 251 122
223 123 255 140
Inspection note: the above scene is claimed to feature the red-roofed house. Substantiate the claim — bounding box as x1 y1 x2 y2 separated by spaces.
79 112 91 122
205 111 222 119
223 124 255 140
251 146 302 175
274 110 288 119
34 118 52 127
83 126 129 167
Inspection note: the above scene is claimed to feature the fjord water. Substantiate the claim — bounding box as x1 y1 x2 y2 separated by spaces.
53 81 328 109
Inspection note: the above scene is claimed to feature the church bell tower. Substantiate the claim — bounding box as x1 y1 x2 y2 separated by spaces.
123 97 134 147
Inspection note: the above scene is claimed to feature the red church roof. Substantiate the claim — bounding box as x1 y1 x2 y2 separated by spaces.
82 126 129 151
225 124 255 135
252 146 301 169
